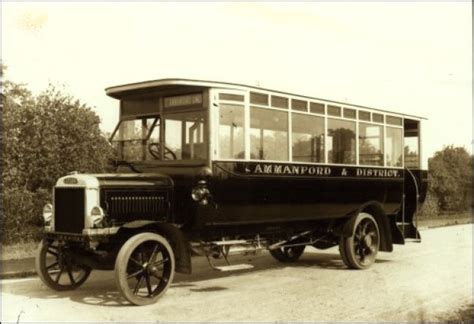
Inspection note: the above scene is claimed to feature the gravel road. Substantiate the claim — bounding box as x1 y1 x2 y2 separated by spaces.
1 224 472 322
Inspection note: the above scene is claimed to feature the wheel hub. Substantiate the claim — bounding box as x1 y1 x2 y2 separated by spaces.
147 265 159 276
363 234 372 248
57 251 67 268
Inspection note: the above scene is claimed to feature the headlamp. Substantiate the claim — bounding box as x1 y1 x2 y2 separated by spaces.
90 206 105 227
42 203 53 225
191 180 210 205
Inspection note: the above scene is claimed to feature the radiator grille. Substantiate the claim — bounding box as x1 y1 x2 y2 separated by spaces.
54 187 85 233
102 190 168 223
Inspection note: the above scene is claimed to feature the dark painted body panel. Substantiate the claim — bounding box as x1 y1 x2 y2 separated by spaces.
93 161 426 242
209 161 404 226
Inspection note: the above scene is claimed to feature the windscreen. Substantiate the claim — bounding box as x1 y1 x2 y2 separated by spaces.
111 103 207 162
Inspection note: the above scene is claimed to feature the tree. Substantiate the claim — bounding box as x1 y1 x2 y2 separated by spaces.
3 82 115 191
428 145 472 212
2 80 115 243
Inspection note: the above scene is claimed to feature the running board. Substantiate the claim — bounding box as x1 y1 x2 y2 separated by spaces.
213 264 254 272
211 240 248 246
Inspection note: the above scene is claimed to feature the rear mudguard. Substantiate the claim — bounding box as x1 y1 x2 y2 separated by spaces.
339 202 393 252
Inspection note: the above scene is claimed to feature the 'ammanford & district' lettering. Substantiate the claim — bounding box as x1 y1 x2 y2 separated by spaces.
356 168 399 178
249 163 400 178
253 164 331 176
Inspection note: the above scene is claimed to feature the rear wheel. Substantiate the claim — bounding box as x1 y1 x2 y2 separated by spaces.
269 245 305 263
339 213 380 269
35 239 91 291
115 232 175 306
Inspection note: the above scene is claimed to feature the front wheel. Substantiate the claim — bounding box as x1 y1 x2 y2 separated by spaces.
269 245 305 263
115 232 175 306
339 213 380 269
35 239 91 291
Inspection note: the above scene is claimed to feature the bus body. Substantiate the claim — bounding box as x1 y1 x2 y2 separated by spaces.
36 79 427 305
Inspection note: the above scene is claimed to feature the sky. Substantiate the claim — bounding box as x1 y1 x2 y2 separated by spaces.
2 2 472 168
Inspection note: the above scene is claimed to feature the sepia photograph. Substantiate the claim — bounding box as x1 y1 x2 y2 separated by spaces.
1 1 472 322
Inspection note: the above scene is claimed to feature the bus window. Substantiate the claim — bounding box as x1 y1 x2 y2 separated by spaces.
327 118 356 164
328 105 342 117
359 123 384 166
292 113 324 163
404 118 420 169
271 95 289 109
218 104 245 159
386 127 403 167
387 115 403 126
310 102 325 114
165 111 207 160
373 113 384 123
250 107 288 161
358 111 371 121
343 108 356 119
250 92 269 106
291 99 307 112
404 137 419 168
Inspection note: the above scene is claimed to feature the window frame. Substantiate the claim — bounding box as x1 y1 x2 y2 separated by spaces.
326 116 357 165
385 126 404 168
249 105 289 162
291 110 325 163
213 89 250 161
217 102 246 160
211 88 409 169
358 121 385 167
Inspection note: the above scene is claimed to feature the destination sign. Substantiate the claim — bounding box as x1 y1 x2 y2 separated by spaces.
164 93 202 108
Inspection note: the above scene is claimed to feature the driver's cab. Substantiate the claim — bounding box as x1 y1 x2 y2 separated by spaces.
109 82 210 168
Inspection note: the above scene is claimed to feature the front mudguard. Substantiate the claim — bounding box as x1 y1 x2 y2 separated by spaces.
118 221 192 274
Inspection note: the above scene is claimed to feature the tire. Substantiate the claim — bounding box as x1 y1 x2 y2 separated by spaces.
269 245 306 263
338 239 351 268
35 239 91 291
115 232 175 306
339 212 380 269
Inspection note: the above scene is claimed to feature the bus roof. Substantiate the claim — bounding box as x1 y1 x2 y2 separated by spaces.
106 78 427 120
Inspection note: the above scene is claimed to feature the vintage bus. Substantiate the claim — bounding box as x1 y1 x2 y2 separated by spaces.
36 79 427 305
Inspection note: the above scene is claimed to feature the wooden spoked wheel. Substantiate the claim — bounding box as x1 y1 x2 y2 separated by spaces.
340 213 380 269
35 239 91 291
115 233 175 306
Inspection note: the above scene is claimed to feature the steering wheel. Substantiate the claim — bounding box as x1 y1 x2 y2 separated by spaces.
148 143 177 160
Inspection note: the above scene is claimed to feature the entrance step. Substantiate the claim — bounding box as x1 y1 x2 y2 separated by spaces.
404 238 421 243
213 264 254 272
396 222 421 241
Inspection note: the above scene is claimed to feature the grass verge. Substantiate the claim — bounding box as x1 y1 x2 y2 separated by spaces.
1 241 39 261
435 303 473 323
417 212 472 229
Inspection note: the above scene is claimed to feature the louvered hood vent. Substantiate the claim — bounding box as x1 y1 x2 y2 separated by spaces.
96 173 173 225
